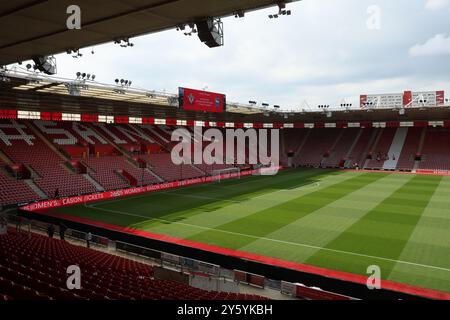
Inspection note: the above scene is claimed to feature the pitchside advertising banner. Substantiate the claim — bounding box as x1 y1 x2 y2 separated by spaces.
21 167 281 212
178 87 226 113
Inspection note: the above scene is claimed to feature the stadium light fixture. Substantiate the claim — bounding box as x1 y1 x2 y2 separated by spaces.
115 38 134 48
269 2 292 19
234 10 245 18
67 49 82 59
115 78 133 87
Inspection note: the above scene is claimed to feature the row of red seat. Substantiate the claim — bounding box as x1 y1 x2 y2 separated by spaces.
0 229 268 300
2 119 450 206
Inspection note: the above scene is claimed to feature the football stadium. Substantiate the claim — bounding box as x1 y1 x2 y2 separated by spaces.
1 0 450 306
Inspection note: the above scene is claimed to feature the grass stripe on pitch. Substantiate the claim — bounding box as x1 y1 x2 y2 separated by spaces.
187 172 385 249
305 174 442 282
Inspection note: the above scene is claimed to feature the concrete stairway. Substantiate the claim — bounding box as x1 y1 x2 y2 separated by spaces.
24 179 47 199
383 128 408 170
83 174 105 191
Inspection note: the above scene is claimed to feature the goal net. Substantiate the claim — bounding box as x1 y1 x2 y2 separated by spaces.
211 167 241 183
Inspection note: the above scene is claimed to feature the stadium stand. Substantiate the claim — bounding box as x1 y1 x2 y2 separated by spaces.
0 160 39 206
83 155 159 190
3 118 450 207
365 128 397 169
396 127 423 171
0 120 98 199
419 127 450 171
140 153 204 182
0 229 268 300
296 128 342 167
345 127 374 168
322 128 360 168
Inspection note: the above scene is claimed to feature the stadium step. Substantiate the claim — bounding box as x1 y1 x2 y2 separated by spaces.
191 164 207 176
417 126 428 155
383 127 408 170
293 128 312 161
345 128 363 159
83 174 105 191
88 124 126 156
23 179 47 199
146 168 164 183
0 150 13 165
363 128 382 168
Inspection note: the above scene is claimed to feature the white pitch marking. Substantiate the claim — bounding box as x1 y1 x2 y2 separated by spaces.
85 205 450 273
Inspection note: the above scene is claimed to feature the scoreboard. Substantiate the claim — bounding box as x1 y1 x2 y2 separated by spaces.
361 90 445 108
360 93 403 109
179 87 226 113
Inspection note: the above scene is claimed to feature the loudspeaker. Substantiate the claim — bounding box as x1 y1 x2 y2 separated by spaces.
32 56 57 75
196 18 223 48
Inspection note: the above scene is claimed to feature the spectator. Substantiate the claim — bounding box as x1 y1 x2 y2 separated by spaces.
47 224 55 238
0 214 7 235
86 231 92 248
16 216 23 233
54 188 59 199
59 223 68 241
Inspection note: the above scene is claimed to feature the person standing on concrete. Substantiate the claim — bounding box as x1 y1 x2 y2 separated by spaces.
86 231 92 248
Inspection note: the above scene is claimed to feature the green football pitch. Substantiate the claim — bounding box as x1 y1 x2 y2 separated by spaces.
48 168 450 294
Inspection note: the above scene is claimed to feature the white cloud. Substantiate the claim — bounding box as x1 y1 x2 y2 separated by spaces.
409 33 450 56
425 0 449 10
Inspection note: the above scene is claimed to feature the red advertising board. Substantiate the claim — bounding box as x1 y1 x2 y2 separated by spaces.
403 91 412 106
179 87 226 113
436 90 445 106
360 95 367 108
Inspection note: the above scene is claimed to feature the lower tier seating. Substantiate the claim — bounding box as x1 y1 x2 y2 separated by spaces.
0 230 268 300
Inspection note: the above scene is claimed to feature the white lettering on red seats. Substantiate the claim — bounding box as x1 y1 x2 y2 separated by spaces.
72 122 108 145
34 120 77 145
93 123 127 144
140 125 168 143
116 124 155 143
0 120 35 146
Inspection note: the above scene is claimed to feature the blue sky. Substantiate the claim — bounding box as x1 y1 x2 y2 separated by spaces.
51 0 450 110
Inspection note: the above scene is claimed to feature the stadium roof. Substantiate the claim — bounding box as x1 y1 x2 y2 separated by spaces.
0 0 298 66
2 72 450 123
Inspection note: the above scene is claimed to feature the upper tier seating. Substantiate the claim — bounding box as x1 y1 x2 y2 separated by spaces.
0 230 268 300
93 123 156 147
0 120 97 198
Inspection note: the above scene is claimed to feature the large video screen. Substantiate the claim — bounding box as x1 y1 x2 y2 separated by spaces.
179 87 226 113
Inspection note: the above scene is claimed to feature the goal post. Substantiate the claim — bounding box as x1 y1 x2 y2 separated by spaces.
211 167 241 183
